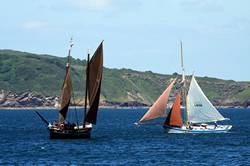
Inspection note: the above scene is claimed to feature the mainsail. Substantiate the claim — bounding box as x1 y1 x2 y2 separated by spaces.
85 41 103 125
139 79 176 123
187 76 226 123
58 63 72 123
164 93 183 128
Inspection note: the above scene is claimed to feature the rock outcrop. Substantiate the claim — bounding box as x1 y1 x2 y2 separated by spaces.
0 90 58 108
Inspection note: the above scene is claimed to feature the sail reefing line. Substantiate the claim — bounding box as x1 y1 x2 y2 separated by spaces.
139 78 176 123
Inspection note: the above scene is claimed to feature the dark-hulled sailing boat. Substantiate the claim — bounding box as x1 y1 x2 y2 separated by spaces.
36 40 103 139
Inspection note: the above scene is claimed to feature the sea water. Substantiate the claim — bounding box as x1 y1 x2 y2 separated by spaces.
0 108 249 165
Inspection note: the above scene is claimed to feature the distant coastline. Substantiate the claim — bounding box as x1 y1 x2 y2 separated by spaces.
0 106 149 110
2 92 250 111
0 105 249 111
1 90 250 110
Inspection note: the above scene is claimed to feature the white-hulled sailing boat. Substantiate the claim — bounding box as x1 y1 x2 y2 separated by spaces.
163 75 232 133
36 39 103 139
163 41 232 133
138 41 232 133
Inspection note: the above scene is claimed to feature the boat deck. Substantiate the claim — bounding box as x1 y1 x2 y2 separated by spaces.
163 124 232 133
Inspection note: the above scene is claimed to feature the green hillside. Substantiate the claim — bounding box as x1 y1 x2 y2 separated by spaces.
0 49 250 105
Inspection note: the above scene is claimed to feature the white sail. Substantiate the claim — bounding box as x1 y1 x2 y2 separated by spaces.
187 76 226 123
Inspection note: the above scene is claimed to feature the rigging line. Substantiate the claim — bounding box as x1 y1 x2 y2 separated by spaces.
83 52 90 127
71 83 79 129
66 37 78 126
34 111 49 126
67 107 71 123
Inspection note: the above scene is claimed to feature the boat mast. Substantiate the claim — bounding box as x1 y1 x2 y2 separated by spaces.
68 38 80 126
83 50 90 127
180 41 188 125
58 38 74 124
68 38 73 64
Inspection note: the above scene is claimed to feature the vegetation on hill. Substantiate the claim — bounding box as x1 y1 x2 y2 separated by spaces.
0 49 250 105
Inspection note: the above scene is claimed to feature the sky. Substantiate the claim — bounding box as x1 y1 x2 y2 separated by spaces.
0 0 249 81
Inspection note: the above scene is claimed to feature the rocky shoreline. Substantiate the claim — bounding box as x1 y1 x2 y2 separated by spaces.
0 91 58 108
1 91 250 109
0 91 148 109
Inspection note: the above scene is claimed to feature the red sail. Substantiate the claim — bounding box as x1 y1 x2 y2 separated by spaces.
164 93 183 128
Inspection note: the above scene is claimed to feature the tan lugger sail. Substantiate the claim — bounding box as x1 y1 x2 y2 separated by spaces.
139 78 176 123
58 62 72 123
85 41 103 125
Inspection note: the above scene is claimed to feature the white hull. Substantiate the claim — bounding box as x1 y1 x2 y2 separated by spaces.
163 124 232 133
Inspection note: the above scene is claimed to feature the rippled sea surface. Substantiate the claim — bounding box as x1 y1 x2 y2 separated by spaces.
0 108 250 165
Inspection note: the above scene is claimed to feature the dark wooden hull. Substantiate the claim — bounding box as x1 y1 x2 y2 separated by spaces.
49 128 92 139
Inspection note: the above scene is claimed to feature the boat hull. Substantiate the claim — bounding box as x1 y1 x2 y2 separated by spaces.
48 126 92 139
163 124 232 133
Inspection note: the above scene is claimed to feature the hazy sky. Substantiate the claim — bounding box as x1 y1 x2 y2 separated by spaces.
0 0 249 81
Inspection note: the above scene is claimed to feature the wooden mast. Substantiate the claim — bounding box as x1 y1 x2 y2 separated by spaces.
180 41 188 126
58 38 73 123
83 50 90 127
67 38 74 64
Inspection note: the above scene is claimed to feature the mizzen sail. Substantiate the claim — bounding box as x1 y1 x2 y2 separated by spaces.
164 93 183 127
139 79 176 123
85 41 103 125
58 64 72 123
187 76 226 123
